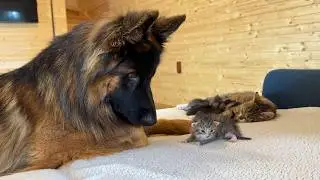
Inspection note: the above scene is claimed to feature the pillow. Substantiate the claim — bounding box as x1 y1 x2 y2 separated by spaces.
262 69 320 109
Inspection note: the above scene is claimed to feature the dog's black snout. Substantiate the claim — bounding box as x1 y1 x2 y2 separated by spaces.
139 108 156 126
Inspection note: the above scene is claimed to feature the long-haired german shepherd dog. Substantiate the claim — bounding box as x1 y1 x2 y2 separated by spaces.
0 10 190 176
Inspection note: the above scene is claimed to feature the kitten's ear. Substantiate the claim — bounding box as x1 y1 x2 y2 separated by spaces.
253 92 261 103
213 95 222 101
213 121 220 126
209 95 221 108
152 14 186 43
192 113 201 122
191 122 199 128
230 111 236 118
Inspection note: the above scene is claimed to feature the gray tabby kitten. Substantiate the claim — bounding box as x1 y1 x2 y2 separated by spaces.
183 111 251 145
214 111 251 142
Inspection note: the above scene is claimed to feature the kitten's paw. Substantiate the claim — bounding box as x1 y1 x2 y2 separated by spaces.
225 132 234 139
225 132 238 142
180 140 189 143
228 136 238 142
176 104 189 111
195 141 202 146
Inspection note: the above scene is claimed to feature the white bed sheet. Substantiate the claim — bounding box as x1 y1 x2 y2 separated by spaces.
1 107 320 180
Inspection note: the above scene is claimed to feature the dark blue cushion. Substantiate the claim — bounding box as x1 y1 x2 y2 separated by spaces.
262 69 320 109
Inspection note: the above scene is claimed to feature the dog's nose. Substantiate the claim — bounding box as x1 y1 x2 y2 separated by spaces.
140 109 156 126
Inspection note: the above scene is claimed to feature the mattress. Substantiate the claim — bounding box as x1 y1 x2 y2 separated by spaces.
1 107 320 180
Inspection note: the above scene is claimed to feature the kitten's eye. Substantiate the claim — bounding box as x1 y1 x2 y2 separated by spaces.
210 130 214 133
201 130 205 133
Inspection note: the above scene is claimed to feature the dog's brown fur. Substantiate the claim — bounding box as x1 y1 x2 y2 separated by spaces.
0 10 189 176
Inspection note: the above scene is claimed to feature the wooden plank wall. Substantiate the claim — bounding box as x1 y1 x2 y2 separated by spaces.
92 0 320 106
0 0 67 73
52 0 68 35
66 10 90 31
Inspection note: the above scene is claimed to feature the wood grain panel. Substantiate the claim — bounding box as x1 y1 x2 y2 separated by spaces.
52 0 68 35
0 0 53 63
0 0 67 73
66 10 90 31
70 0 320 105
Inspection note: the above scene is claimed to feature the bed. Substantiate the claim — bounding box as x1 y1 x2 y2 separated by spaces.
1 69 320 180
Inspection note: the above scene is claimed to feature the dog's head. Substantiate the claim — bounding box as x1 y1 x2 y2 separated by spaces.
94 11 185 126
53 11 185 130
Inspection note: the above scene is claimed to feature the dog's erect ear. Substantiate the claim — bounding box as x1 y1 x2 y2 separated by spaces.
125 10 159 44
152 14 186 43
107 11 159 49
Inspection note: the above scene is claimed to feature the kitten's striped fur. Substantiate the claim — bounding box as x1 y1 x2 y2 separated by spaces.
222 92 277 122
186 91 277 123
184 111 251 145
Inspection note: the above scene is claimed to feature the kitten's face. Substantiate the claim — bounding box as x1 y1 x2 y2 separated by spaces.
192 115 219 140
237 102 255 122
237 101 267 122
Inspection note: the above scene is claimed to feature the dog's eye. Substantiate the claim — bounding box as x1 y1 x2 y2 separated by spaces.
127 72 138 79
126 72 139 89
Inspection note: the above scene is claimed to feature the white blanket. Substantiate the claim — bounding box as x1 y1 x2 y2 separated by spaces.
1 107 320 180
